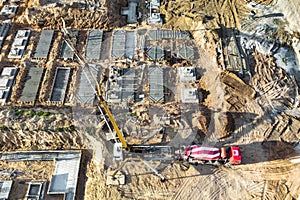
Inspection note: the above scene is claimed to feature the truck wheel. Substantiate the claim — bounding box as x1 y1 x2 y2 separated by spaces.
225 162 232 167
180 161 190 171
214 161 221 166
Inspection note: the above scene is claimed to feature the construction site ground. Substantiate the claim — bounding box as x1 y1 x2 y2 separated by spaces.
0 0 300 199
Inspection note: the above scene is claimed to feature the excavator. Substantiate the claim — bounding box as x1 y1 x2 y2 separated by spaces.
60 20 242 185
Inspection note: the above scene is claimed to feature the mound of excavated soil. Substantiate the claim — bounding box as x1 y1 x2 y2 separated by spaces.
221 71 256 100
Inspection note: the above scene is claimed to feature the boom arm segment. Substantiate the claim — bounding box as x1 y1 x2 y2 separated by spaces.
60 21 129 150
99 100 128 150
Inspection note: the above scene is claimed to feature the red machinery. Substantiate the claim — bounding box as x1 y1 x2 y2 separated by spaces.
176 145 242 169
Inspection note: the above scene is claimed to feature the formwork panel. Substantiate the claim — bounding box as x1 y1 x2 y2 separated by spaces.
85 30 103 60
77 65 99 105
111 30 126 59
60 30 78 59
149 67 164 103
20 67 43 104
50 67 71 103
125 31 136 59
34 30 54 59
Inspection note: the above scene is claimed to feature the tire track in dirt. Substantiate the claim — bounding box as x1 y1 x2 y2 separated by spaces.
172 167 250 200
229 0 240 28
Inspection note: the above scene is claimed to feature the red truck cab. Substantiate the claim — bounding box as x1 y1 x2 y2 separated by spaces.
228 146 242 164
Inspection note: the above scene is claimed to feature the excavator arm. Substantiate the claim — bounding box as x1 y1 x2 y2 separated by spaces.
98 98 128 150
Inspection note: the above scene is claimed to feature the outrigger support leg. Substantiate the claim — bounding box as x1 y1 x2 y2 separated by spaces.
141 159 166 182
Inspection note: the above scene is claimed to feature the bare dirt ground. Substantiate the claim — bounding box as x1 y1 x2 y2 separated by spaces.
0 108 83 151
83 49 300 200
